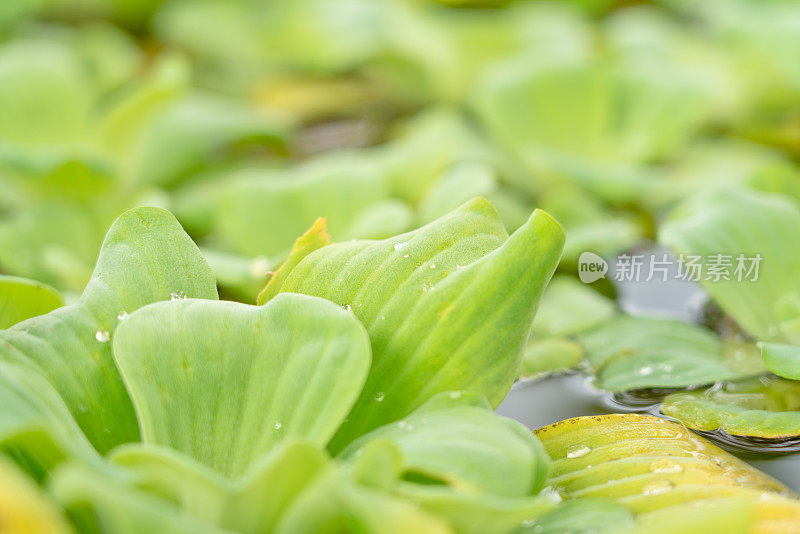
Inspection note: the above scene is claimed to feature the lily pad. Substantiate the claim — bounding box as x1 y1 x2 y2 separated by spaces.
0 275 64 328
259 198 564 451
113 294 371 478
0 207 218 454
578 315 765 392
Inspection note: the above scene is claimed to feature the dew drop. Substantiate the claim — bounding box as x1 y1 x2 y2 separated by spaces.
456 264 464 270
374 392 385 402
95 330 110 343
397 421 414 431
170 291 186 301
638 366 654 376
642 479 674 496
649 459 684 474
403 254 409 258
566 445 591 458
273 422 282 430
250 256 269 278
429 263 436 269
343 304 352 312
393 242 408 251
117 311 129 321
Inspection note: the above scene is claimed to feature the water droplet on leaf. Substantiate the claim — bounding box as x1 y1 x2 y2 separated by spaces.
566 445 591 458
642 479 674 495
649 459 683 474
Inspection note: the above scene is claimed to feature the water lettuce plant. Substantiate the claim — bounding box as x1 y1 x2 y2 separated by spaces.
0 202 563 533
6 1 800 531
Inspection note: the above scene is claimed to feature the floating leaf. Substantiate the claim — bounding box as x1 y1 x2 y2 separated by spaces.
530 275 616 339
517 498 634 533
661 376 800 442
113 294 371 478
660 188 800 342
0 275 64 328
761 342 800 380
0 207 218 453
578 315 765 392
260 198 564 451
519 338 584 380
535 414 797 521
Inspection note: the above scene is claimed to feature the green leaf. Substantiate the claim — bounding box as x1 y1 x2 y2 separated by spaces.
761 342 800 380
342 392 555 534
113 294 371 478
473 56 709 200
110 440 329 533
135 93 294 188
261 198 564 451
661 376 800 440
274 460 452 534
660 188 800 342
0 40 92 146
211 153 412 257
578 315 765 391
417 162 498 225
341 393 551 498
517 498 634 533
0 207 218 454
51 464 225 534
0 361 97 479
0 275 64 328
530 275 616 339
534 414 794 516
519 337 584 380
